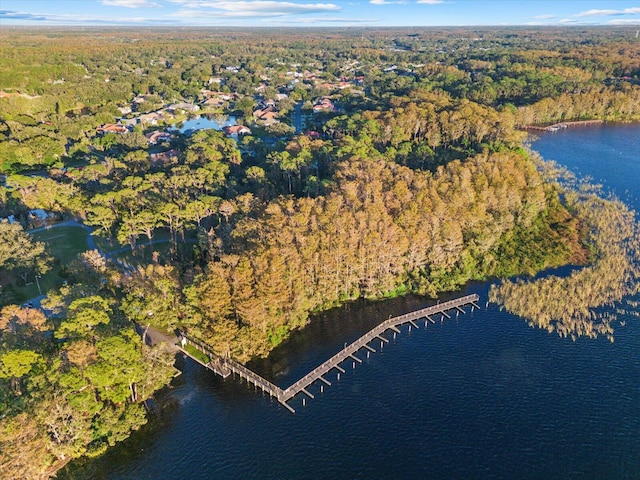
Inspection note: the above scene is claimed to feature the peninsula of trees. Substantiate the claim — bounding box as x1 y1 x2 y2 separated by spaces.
1 27 640 479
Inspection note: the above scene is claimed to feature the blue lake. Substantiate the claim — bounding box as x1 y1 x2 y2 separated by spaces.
61 124 640 480
171 114 238 134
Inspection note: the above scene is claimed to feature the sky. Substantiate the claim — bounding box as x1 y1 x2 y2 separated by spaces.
1 1 640 27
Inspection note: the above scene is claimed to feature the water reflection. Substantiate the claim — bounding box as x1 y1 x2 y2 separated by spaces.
171 114 237 134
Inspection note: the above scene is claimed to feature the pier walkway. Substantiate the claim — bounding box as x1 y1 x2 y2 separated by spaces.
520 119 603 132
178 294 480 413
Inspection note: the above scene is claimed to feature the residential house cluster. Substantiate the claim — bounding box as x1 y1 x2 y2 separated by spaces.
201 90 235 108
318 81 352 91
253 100 280 126
313 97 335 113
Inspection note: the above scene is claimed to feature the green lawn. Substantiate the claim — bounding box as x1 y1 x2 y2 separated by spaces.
32 226 89 263
183 344 210 365
4 224 194 304
12 226 89 301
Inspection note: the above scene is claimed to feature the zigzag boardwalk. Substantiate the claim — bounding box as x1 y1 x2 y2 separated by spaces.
178 294 480 413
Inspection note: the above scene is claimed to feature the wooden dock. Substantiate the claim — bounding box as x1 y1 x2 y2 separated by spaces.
520 119 603 132
178 293 480 413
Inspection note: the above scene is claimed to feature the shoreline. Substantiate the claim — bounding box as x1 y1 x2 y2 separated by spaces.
519 119 604 132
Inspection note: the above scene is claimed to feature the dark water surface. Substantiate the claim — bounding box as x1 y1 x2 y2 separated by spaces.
61 124 640 480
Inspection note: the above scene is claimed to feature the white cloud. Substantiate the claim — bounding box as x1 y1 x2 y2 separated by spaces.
559 18 578 24
576 9 620 17
608 18 640 24
0 9 172 23
170 0 340 18
173 0 342 18
534 14 555 20
416 0 444 4
370 0 403 4
101 0 161 7
575 7 640 17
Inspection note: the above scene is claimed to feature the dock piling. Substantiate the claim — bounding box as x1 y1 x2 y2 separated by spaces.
177 293 479 413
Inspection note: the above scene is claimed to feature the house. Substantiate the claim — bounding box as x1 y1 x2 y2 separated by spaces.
132 94 148 104
254 99 276 112
204 97 225 108
202 90 234 101
97 123 129 134
200 90 237 105
120 117 140 128
167 102 200 114
259 111 279 126
138 111 166 125
253 103 280 125
313 97 335 113
117 105 132 115
145 131 172 145
149 149 180 166
223 125 252 137
318 82 336 90
28 209 56 228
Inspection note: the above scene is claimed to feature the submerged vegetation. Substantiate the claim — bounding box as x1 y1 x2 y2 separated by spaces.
490 162 640 341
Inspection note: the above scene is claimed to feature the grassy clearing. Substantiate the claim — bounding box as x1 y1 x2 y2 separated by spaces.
32 226 89 262
12 226 89 301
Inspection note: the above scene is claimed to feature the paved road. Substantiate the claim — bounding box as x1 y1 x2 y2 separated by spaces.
107 237 197 255
137 324 179 352
292 101 303 134
21 294 46 309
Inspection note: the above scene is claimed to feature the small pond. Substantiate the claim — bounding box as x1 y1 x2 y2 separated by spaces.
171 114 238 134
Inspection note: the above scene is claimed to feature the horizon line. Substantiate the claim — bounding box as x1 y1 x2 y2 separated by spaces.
2 24 637 28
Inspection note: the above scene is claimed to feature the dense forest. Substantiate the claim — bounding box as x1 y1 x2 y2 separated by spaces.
1 27 640 479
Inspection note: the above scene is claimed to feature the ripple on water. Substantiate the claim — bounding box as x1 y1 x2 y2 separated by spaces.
63 231 640 480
